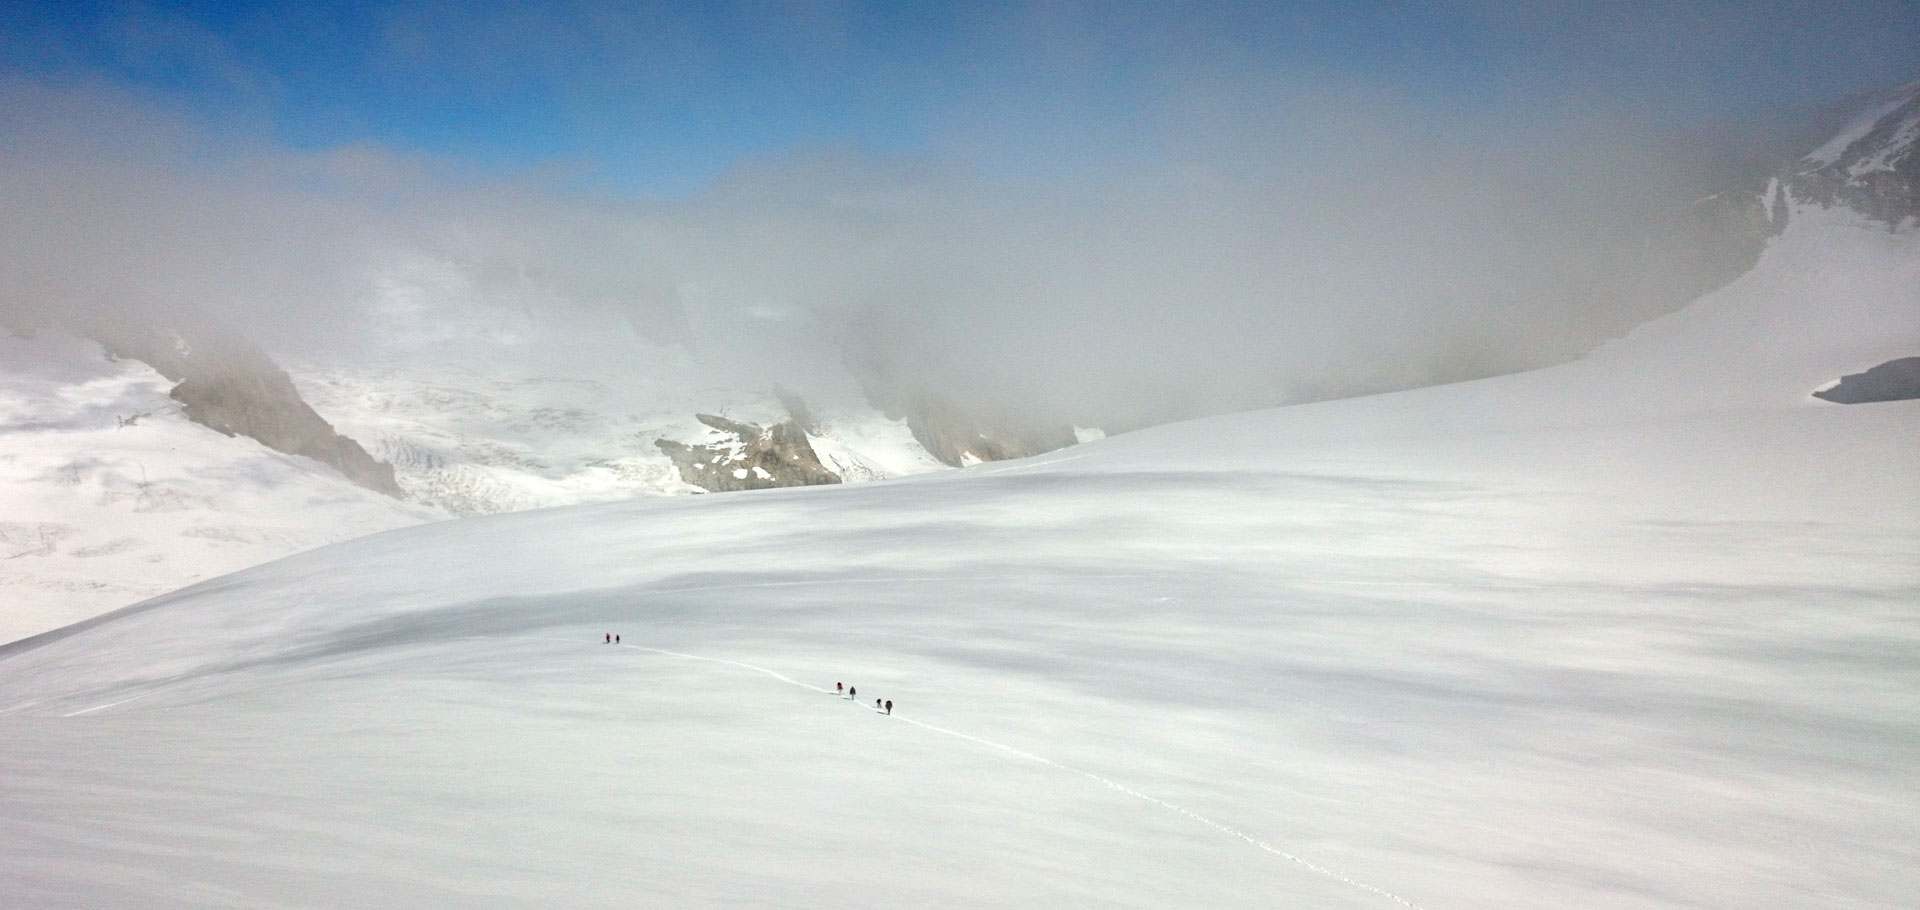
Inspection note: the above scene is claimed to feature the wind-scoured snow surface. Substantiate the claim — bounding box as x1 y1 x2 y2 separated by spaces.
1 210 1916 908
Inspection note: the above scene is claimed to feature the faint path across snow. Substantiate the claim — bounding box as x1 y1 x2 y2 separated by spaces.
39 629 1427 907
603 637 1427 910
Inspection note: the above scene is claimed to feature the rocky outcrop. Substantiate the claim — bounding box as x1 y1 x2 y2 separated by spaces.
1677 80 1916 276
655 414 841 492
1813 357 1920 404
1780 83 1920 227
83 311 403 497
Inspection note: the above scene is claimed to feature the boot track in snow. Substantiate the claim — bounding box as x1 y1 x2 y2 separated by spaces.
606 637 1427 909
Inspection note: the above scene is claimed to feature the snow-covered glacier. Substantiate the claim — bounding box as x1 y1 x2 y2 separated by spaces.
0 329 435 643
1 205 1913 908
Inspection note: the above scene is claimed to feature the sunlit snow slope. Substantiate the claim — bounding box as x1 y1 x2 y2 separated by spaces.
1 301 945 642
1 209 1915 909
0 330 436 643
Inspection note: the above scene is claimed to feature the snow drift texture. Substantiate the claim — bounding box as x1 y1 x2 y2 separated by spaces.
0 202 1914 908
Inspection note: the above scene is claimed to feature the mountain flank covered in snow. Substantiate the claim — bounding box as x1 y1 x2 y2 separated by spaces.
0 327 434 643
4 74 1916 650
286 349 951 512
1790 79 1920 224
1673 80 1920 304
1 190 1912 909
3 304 402 497
88 312 402 497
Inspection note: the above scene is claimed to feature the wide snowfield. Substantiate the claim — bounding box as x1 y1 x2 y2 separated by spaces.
1 212 1916 908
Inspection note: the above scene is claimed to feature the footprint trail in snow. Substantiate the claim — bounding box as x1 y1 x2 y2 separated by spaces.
609 638 1427 910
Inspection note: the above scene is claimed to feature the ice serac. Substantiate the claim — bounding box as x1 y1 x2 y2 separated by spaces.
655 413 842 492
84 313 403 498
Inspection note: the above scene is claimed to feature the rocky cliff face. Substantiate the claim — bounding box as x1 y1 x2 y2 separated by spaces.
81 312 403 497
1615 78 1919 342
656 414 842 492
1781 82 1920 227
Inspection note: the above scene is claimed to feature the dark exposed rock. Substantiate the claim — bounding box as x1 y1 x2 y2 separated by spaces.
83 311 403 497
1780 85 1920 228
655 414 841 492
1813 357 1920 404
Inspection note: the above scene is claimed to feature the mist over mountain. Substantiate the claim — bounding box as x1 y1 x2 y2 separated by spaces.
3 2 1915 639
1 72 1822 436
3 7 1918 906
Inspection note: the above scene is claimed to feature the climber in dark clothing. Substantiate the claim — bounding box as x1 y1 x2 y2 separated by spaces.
884 700 892 715
849 686 856 700
875 698 882 709
615 634 620 644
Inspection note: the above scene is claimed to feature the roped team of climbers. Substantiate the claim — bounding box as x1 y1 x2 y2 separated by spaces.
606 635 893 715
837 682 890 715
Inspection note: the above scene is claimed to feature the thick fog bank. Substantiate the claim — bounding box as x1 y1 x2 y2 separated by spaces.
0 77 1840 431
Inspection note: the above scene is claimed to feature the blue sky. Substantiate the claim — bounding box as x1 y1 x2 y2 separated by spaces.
4 0 1917 194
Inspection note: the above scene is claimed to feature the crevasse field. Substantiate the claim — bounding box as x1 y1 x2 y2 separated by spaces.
2 210 1916 909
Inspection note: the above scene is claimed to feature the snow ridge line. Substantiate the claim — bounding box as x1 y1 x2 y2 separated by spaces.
608 639 1426 910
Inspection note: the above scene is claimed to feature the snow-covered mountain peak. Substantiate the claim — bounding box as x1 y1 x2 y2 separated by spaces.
1800 79 1920 170
1785 78 1920 226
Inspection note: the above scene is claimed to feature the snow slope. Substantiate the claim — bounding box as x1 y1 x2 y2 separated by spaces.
0 209 1914 908
0 296 946 642
0 330 437 643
